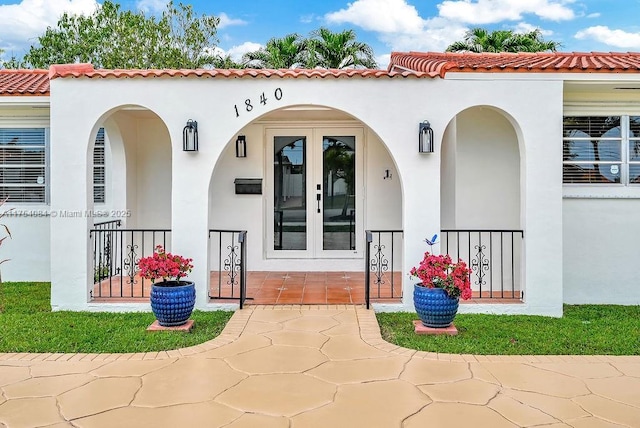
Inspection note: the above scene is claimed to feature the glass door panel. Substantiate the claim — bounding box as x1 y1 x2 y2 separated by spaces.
273 136 306 251
322 136 356 251
267 127 362 260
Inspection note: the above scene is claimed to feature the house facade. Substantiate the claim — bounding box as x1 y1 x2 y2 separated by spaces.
2 51 639 316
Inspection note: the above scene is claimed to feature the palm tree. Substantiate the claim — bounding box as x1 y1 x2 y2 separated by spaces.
242 33 308 69
308 28 377 69
446 28 561 53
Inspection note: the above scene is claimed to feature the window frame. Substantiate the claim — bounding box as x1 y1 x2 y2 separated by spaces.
93 128 106 204
0 127 49 204
563 114 640 198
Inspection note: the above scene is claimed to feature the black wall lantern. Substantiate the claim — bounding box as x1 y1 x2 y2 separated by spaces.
418 120 434 153
183 119 198 152
236 135 247 158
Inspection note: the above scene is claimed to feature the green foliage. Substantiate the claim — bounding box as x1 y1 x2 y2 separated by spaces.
243 28 377 69
93 264 110 283
377 305 640 355
446 27 561 53
23 1 219 69
1 55 28 69
308 27 377 69
0 282 233 353
243 33 308 69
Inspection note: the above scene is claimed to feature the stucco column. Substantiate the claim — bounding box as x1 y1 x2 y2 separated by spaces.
49 112 93 310
401 154 442 309
521 110 564 316
171 147 211 309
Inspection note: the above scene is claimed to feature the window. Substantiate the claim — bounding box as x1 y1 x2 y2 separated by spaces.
0 128 47 203
94 128 105 203
563 116 640 185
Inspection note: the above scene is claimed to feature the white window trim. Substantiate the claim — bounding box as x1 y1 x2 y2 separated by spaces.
0 126 49 205
563 114 640 199
93 128 106 204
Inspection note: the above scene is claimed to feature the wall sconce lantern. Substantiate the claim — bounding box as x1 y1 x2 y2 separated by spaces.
236 135 247 158
182 119 198 152
418 120 434 153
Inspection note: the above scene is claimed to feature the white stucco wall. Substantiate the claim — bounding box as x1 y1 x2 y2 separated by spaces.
2 215 50 281
134 117 172 229
47 73 564 316
440 119 456 229
563 198 640 304
453 107 520 229
365 128 402 230
0 107 50 281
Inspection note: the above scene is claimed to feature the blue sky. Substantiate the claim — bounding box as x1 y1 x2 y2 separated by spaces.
1 0 639 68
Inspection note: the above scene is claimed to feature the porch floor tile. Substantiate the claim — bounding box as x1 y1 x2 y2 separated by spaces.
92 271 521 306
210 271 404 306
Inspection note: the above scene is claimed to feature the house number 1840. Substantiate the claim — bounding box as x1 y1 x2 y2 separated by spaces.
234 88 283 118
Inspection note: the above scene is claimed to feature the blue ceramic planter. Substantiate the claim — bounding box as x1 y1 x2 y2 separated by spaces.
150 281 196 327
413 284 459 328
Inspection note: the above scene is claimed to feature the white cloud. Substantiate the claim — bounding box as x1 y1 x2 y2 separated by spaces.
216 41 262 61
438 0 576 24
0 0 98 53
326 0 425 34
218 12 247 29
586 12 601 18
376 53 391 69
575 26 640 49
324 0 467 53
513 22 553 36
136 0 167 14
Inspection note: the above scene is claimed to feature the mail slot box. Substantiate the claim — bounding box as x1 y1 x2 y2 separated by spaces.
234 178 262 195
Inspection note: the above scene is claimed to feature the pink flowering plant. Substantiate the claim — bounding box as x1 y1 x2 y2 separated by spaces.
138 245 193 285
410 252 473 300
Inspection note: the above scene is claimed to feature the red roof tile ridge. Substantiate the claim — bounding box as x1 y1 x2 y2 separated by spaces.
390 51 640 74
49 63 95 79
50 65 426 79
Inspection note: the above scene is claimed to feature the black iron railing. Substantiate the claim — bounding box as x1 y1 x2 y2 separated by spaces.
208 229 248 309
441 229 524 299
90 225 171 298
93 219 121 230
365 230 403 309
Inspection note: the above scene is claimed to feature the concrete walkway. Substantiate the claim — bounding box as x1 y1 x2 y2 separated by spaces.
1 306 639 428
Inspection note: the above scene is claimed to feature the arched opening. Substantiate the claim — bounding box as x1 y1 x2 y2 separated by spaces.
89 106 172 300
207 104 403 305
440 106 524 300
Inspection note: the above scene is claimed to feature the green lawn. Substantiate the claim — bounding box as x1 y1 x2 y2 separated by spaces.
0 282 233 353
3 282 639 355
377 306 640 355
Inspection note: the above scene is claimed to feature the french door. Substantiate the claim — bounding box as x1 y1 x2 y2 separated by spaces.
266 127 363 259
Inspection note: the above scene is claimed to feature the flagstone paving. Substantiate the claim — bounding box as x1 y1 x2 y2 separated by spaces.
0 305 639 428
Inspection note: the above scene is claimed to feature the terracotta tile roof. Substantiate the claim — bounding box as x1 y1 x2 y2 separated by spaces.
0 69 49 96
48 63 427 79
389 52 640 78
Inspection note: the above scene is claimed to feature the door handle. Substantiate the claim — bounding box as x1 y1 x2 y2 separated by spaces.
316 193 321 213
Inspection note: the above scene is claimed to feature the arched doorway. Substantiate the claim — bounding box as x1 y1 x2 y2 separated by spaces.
208 105 403 304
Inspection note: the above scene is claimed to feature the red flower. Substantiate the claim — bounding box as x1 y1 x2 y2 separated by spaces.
411 251 472 300
138 245 193 283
